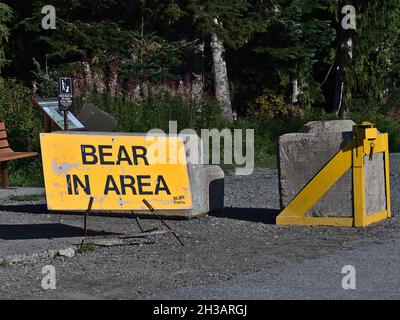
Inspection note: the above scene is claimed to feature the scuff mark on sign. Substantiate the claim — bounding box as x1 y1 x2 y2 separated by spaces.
52 161 80 176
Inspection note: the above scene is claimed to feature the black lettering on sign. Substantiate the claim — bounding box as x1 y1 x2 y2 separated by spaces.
104 175 121 195
116 146 133 165
99 145 115 165
81 145 98 165
66 175 91 195
155 175 171 195
66 175 73 195
132 146 149 165
137 175 152 195
120 175 137 195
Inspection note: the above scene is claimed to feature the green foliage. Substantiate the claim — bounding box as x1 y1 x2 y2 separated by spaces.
38 19 195 82
0 2 12 74
75 91 225 133
3 0 400 118
345 0 400 109
229 0 337 112
0 259 9 267
186 0 259 48
77 242 97 254
32 58 58 96
253 90 302 118
118 36 196 81
1 81 400 187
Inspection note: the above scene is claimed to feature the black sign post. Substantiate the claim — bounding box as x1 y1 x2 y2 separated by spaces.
58 77 74 131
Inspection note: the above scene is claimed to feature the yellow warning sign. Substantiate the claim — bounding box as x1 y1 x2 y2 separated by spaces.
40 133 192 211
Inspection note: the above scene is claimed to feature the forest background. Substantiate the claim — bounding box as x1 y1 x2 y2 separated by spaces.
0 0 399 186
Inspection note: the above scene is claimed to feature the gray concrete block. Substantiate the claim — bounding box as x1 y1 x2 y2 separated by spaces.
158 133 225 218
278 120 389 218
184 164 224 218
278 120 355 217
365 153 387 215
158 133 224 218
205 165 225 213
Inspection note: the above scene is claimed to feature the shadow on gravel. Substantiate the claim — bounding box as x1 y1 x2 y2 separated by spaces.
0 223 119 240
210 208 281 224
0 204 49 214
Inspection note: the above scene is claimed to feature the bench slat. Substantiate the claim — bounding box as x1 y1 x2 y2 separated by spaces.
0 140 9 149
0 147 13 155
0 152 38 162
0 131 7 139
0 123 5 131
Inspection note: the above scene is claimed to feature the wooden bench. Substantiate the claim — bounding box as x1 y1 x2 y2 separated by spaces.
0 122 38 188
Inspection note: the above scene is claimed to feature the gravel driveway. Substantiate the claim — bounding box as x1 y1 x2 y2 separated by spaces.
0 155 399 300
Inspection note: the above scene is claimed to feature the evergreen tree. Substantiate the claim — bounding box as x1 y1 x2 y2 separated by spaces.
229 0 337 112
0 2 12 75
344 0 400 113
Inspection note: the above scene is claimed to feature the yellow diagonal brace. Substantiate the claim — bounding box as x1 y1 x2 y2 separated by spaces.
276 141 353 224
353 141 366 227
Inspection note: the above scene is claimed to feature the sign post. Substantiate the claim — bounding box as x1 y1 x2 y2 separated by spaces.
58 77 74 131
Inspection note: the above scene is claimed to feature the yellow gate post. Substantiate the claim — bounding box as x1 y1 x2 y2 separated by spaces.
276 122 391 228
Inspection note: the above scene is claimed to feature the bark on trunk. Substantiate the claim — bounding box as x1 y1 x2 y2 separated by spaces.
211 27 233 121
191 42 205 102
292 78 299 104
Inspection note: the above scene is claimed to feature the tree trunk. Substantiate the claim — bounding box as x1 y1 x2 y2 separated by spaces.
191 42 205 102
211 25 233 121
292 78 299 104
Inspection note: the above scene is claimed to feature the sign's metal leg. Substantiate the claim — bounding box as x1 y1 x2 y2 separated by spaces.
63 110 68 131
80 197 94 248
132 211 144 233
142 199 185 247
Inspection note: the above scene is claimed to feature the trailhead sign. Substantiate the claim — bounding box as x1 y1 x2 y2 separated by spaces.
58 77 74 111
40 133 192 211
33 98 85 131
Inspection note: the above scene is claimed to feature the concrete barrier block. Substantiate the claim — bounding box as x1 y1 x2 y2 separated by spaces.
365 153 387 215
169 134 225 218
184 164 225 218
41 131 224 219
278 120 355 217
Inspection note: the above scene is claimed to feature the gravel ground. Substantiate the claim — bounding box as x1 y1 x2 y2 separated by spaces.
0 155 399 300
